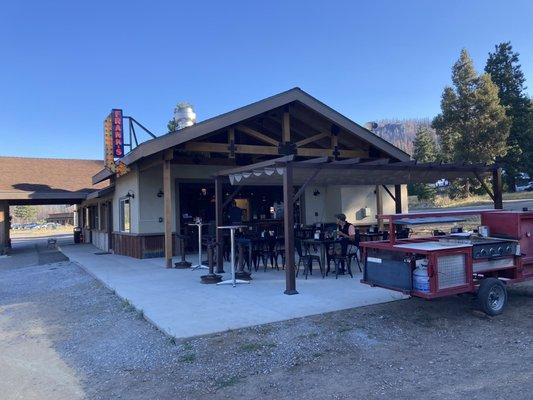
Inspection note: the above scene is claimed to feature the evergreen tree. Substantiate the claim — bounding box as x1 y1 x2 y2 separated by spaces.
410 127 437 200
167 118 177 133
13 205 37 223
413 126 437 162
485 42 533 190
432 49 511 196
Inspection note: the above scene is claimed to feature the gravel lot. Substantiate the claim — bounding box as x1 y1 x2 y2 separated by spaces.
1 245 533 400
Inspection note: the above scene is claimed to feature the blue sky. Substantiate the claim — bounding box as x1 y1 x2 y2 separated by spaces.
1 0 532 160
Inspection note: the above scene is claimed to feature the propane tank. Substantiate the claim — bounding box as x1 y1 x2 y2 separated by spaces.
413 258 430 292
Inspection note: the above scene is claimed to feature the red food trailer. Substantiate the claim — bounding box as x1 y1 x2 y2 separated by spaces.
360 209 533 315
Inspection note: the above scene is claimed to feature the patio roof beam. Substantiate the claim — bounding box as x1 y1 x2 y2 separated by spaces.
330 157 361 165
474 171 495 201
222 186 243 209
381 185 396 201
184 142 279 155
236 125 280 146
294 132 330 147
292 168 322 203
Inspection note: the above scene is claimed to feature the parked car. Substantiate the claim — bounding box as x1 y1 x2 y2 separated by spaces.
23 223 38 230
42 222 59 229
516 182 533 192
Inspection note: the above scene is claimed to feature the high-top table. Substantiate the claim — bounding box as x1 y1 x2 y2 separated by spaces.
217 225 250 287
188 222 209 270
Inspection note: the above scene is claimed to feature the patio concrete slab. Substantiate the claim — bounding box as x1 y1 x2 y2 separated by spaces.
60 244 407 339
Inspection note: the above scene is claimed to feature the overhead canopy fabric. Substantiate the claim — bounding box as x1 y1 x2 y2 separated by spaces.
217 156 496 186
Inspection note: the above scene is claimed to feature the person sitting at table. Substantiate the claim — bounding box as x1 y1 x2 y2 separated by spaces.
334 213 356 273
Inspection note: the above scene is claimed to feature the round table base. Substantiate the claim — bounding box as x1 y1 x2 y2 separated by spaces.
235 271 252 280
174 260 192 269
200 274 223 284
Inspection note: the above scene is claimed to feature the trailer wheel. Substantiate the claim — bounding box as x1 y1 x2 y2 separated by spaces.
477 278 507 316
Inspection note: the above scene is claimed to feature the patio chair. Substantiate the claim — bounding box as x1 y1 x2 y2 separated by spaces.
347 230 362 273
295 238 321 279
274 237 285 269
331 230 362 278
331 241 354 279
258 235 279 271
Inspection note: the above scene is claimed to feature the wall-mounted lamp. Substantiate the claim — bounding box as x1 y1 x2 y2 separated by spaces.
125 190 135 199
157 189 164 198
313 189 321 197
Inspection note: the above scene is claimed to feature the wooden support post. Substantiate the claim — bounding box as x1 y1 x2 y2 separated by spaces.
282 111 290 143
394 185 402 214
493 168 503 209
228 127 235 158
215 176 225 273
163 158 173 268
0 201 7 254
283 165 298 295
331 125 339 160
375 186 384 230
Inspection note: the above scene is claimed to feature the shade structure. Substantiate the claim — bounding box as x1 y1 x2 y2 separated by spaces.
217 155 496 187
215 155 502 295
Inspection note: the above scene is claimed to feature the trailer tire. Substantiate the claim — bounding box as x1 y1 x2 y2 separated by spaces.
477 278 507 316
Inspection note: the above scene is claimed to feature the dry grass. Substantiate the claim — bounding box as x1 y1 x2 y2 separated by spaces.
10 226 74 237
410 191 533 209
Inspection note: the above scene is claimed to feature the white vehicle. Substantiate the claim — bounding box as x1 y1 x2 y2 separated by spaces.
516 181 533 192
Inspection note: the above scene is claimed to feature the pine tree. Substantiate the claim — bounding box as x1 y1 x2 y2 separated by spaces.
410 127 437 200
13 205 37 223
432 49 511 196
167 118 177 133
413 126 437 162
485 42 533 190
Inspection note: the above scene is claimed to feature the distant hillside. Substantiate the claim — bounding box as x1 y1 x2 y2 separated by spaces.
364 118 435 156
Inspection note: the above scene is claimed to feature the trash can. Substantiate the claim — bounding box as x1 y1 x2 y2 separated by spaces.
73 227 82 244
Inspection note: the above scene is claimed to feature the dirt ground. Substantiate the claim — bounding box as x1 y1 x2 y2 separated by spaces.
1 243 532 400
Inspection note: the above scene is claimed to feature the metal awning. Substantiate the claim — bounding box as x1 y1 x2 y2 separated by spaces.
216 155 497 186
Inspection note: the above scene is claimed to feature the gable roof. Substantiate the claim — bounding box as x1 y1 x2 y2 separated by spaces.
0 156 107 204
94 87 410 183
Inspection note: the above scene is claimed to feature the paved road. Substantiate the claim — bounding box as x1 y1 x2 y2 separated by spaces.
1 235 72 271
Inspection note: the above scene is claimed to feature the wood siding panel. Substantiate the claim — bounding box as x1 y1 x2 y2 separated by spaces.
112 233 178 259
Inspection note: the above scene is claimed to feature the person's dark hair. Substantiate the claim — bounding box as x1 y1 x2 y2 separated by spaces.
335 213 346 221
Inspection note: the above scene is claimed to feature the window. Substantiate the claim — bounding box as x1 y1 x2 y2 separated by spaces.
84 207 90 229
119 198 131 232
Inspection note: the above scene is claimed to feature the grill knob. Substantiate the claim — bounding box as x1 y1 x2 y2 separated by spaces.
489 248 495 256
481 249 487 256
506 245 511 253
497 246 503 255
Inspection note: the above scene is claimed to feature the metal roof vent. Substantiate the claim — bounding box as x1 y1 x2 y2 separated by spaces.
174 102 197 130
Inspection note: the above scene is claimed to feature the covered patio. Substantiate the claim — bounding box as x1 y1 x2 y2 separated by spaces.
214 155 502 295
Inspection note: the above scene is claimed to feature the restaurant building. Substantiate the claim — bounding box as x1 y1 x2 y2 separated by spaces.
78 88 410 260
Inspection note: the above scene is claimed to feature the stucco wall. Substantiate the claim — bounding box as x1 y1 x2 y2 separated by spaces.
137 163 228 234
304 184 408 225
113 166 140 233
